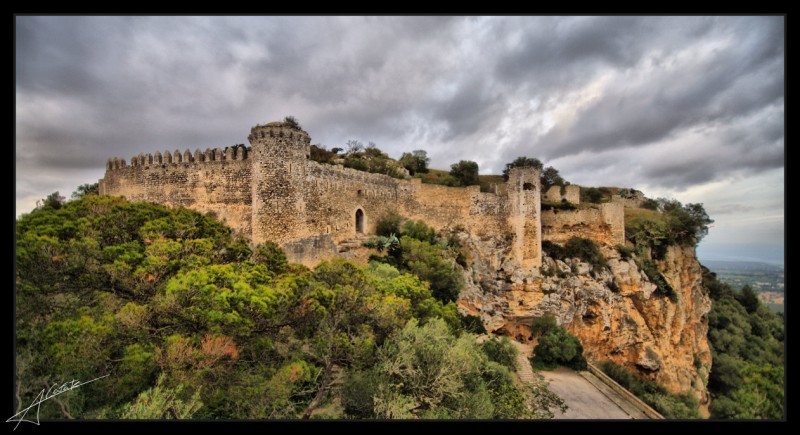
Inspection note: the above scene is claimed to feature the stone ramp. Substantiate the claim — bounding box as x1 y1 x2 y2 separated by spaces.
507 339 654 419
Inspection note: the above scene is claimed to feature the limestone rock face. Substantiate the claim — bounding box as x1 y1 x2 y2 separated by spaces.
457 236 712 404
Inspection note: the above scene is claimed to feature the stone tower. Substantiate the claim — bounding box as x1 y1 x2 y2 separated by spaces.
249 121 311 245
507 167 542 270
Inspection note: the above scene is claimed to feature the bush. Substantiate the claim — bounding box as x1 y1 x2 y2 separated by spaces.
529 316 558 338
309 144 337 164
400 220 437 244
531 327 587 371
460 314 487 334
541 241 566 260
541 200 577 212
580 187 609 203
616 244 635 260
481 336 518 371
376 212 403 237
341 369 382 419
598 361 700 419
564 237 607 270
251 241 288 275
396 236 463 303
638 260 677 302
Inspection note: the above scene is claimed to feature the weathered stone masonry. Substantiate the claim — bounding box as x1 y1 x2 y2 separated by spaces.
99 120 623 267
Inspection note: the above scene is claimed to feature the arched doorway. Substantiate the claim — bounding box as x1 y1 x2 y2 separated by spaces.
355 209 364 234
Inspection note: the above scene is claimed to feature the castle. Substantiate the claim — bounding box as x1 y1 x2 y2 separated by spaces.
99 121 625 267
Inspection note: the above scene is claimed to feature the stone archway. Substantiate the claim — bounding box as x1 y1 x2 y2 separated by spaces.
355 209 365 234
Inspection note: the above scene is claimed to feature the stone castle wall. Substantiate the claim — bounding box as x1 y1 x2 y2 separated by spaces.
99 145 253 236
98 122 575 269
541 202 625 246
543 184 580 204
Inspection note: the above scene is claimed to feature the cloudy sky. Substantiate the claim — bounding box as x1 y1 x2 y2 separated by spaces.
15 16 784 265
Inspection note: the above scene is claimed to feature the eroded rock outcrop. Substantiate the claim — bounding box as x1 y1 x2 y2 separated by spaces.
457 234 712 404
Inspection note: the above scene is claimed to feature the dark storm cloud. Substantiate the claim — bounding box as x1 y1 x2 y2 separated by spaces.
16 16 783 213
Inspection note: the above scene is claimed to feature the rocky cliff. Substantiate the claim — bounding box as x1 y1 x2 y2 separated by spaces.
456 234 712 404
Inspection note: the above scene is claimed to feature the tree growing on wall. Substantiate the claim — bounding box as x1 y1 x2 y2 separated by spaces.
502 157 543 181
284 116 302 130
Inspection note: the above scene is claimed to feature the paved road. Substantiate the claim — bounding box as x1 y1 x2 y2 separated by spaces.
505 338 649 419
539 368 635 419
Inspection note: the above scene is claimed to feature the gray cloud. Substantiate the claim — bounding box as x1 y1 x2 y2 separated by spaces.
16 16 784 261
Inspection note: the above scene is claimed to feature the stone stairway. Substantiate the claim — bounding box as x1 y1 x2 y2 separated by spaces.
510 340 537 384
337 234 371 252
516 348 536 384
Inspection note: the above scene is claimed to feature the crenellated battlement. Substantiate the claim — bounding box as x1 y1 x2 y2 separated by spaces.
98 120 551 269
106 144 250 170
247 122 311 144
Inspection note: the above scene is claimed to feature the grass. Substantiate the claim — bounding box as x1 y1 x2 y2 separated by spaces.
624 207 665 227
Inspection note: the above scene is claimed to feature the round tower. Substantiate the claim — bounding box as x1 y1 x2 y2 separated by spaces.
249 121 311 245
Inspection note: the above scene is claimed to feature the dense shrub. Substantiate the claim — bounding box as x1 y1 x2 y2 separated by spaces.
481 336 518 371
531 327 587 371
376 212 403 237
598 361 699 419
638 260 677 302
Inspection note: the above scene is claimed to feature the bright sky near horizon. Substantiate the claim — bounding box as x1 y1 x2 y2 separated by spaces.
15 16 784 265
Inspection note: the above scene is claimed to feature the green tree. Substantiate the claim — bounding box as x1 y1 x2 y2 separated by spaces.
252 241 289 275
531 327 587 371
399 150 430 175
541 166 565 190
71 183 99 199
502 157 543 181
736 285 760 314
449 160 479 186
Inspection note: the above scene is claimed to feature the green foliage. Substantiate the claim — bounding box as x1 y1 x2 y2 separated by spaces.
118 374 203 419
252 241 288 275
37 191 66 210
309 144 337 164
346 319 562 419
542 238 607 271
540 166 565 190
449 160 480 186
564 237 607 269
283 116 301 130
502 156 543 181
395 235 463 303
580 187 610 204
627 199 713 252
540 199 577 211
399 150 430 175
638 259 677 302
616 244 635 260
736 285 760 314
375 212 403 237
15 193 570 421
460 314 487 334
480 336 518 371
641 198 659 210
341 142 405 178
530 326 587 371
702 267 784 419
72 183 99 199
400 219 437 244
529 316 558 338
598 361 700 419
